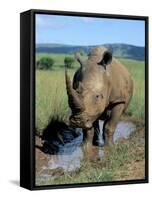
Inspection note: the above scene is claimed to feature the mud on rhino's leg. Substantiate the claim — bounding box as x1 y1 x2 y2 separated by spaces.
93 120 104 147
83 128 94 145
103 104 125 147
82 128 99 159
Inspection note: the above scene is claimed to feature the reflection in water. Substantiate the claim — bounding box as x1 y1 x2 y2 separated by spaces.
99 121 136 144
36 120 136 182
48 147 83 172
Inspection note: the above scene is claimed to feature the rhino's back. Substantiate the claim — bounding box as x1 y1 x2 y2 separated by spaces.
109 58 133 109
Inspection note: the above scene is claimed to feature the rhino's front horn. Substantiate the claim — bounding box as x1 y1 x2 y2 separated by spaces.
65 68 84 113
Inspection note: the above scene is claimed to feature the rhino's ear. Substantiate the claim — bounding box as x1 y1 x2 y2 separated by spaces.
98 51 112 69
75 52 84 66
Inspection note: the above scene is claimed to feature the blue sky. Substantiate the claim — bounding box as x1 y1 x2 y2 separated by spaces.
36 14 145 47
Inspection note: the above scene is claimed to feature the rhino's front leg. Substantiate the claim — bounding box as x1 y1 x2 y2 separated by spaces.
83 120 104 147
83 127 94 145
83 128 99 160
103 104 125 147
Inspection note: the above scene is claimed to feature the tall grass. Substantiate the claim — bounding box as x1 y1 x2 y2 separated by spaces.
36 70 66 132
119 59 145 120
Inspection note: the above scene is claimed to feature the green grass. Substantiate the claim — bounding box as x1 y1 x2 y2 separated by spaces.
36 70 70 132
35 53 145 185
119 59 145 120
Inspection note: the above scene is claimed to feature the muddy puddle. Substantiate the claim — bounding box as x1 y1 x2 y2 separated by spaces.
35 120 136 183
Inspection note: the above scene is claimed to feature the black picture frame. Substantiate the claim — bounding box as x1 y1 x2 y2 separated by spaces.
20 9 149 190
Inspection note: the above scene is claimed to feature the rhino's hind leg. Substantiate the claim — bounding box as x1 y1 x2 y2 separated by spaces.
103 104 125 147
93 120 104 147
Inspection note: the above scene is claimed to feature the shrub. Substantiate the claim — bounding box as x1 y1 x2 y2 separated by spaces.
36 57 54 70
64 57 75 68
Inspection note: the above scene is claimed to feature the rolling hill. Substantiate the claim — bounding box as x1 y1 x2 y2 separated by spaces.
36 43 145 61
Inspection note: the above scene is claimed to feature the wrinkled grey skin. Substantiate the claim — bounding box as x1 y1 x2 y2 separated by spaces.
65 46 133 147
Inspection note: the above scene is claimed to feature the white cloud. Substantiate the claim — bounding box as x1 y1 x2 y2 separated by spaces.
36 14 66 29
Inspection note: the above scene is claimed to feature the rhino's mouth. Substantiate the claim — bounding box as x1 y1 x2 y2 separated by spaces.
69 115 93 129
70 122 93 130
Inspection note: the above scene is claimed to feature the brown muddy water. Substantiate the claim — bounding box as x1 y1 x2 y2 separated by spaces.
35 120 136 183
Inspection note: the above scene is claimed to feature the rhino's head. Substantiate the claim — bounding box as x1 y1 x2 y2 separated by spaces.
65 47 112 129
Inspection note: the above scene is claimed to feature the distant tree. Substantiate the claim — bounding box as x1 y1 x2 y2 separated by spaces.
36 57 54 70
64 57 75 68
79 50 85 56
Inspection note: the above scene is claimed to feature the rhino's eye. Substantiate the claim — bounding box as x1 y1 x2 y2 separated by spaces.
96 95 99 98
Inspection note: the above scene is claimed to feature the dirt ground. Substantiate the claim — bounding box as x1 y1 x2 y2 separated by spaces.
35 123 146 185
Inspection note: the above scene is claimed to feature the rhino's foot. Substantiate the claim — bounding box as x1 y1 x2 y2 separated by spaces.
104 138 114 147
